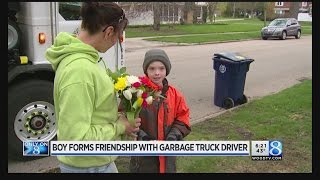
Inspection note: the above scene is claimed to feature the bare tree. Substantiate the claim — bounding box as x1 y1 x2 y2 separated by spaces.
202 5 208 23
265 2 277 21
216 2 227 16
208 2 218 23
153 2 161 30
232 2 236 18
250 2 258 18
183 2 195 24
288 2 300 19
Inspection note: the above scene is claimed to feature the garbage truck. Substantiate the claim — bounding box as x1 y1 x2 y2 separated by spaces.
8 2 125 160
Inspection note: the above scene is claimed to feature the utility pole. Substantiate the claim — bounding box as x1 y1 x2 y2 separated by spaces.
264 2 267 27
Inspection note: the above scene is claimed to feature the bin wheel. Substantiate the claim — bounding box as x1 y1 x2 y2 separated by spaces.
223 97 234 109
241 94 248 104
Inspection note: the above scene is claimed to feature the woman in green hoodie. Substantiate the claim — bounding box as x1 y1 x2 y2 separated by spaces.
45 2 141 173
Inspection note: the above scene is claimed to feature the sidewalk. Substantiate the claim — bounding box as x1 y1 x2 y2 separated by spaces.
125 37 179 52
125 31 259 52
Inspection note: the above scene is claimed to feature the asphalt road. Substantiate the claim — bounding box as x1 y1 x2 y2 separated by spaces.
8 35 312 173
124 35 312 123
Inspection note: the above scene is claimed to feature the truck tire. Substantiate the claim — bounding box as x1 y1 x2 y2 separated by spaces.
8 79 57 161
8 19 21 51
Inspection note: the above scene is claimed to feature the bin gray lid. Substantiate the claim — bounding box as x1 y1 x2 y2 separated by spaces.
214 52 253 62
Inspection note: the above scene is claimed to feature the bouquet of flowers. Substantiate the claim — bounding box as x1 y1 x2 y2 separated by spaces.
107 67 163 126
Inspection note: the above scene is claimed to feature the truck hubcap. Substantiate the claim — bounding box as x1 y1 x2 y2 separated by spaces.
29 114 46 130
14 101 56 141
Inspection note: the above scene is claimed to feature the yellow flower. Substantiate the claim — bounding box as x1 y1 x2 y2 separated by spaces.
114 76 127 91
136 97 143 107
132 97 144 112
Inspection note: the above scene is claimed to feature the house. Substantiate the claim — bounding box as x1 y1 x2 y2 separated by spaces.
274 2 312 17
118 2 213 26
118 2 185 26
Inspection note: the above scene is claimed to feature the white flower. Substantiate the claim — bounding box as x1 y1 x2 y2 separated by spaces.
126 75 140 86
123 89 132 100
129 87 138 93
145 96 153 105
154 91 162 97
136 89 143 98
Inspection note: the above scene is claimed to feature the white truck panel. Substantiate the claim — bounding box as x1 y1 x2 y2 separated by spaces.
16 2 52 26
16 2 125 71
18 24 53 65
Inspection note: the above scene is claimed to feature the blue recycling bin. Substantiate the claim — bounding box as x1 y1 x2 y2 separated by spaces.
213 52 254 109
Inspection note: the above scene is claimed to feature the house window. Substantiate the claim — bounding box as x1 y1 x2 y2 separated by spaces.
275 10 283 14
275 2 284 6
302 2 308 7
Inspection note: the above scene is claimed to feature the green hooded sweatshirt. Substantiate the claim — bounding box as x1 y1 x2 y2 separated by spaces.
46 32 125 168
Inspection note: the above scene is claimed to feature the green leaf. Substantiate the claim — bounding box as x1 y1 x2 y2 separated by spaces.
126 111 135 126
135 107 142 117
132 100 140 111
110 73 118 82
106 68 113 76
119 67 127 74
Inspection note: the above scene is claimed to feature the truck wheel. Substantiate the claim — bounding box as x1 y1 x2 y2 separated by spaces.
223 97 234 109
8 19 21 51
8 79 57 161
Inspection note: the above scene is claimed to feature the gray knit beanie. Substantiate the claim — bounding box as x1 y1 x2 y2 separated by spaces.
143 49 171 76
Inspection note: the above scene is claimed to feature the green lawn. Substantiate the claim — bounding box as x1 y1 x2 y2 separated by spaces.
125 18 312 43
126 20 265 38
146 31 261 44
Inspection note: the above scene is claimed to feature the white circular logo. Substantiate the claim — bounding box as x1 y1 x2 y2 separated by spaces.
219 64 226 73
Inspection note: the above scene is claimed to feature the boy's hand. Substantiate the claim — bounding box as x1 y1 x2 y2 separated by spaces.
137 129 155 141
165 127 182 141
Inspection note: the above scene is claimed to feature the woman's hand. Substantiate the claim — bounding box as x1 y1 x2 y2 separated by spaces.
119 114 141 138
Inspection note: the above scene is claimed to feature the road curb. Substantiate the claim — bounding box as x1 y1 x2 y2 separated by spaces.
191 99 251 126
